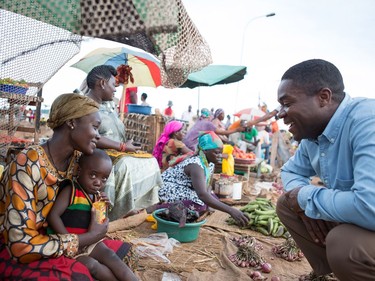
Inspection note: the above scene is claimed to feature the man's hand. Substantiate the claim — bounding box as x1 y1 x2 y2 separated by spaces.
297 213 338 246
284 187 339 245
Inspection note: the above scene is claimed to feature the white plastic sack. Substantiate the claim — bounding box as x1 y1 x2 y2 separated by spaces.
130 232 181 263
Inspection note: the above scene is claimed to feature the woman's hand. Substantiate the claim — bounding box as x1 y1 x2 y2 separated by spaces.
229 208 249 227
125 140 141 152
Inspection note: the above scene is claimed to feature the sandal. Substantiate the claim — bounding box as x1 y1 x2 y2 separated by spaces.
299 271 338 281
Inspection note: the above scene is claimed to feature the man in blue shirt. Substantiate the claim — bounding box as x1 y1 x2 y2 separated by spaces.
276 59 375 281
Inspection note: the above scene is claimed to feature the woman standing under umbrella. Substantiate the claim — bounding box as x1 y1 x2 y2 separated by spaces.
84 65 162 220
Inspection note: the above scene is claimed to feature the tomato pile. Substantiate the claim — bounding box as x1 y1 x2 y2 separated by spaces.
0 136 32 145
233 146 256 159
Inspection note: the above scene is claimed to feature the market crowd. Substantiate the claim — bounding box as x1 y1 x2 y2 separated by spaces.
1 58 375 281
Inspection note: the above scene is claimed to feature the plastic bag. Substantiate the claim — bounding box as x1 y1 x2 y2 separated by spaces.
130 232 180 263
222 144 234 176
162 272 182 281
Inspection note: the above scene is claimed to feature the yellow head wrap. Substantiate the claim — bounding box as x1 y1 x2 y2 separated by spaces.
47 93 99 129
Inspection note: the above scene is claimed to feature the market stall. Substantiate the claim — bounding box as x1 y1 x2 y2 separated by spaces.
0 82 44 163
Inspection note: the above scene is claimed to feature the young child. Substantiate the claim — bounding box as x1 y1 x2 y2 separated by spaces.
47 149 138 281
152 120 193 172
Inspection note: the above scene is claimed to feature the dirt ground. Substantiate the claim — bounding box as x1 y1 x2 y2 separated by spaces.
108 191 313 281
106 176 313 281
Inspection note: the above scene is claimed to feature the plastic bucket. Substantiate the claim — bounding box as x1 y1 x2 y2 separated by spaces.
127 104 151 115
0 84 28 94
232 182 243 200
152 208 206 242
214 180 233 198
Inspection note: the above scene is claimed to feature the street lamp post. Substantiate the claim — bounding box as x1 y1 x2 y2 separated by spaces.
235 12 275 111
239 13 275 65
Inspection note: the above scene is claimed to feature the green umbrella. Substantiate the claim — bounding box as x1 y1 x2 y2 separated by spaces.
180 65 247 111
181 65 247 88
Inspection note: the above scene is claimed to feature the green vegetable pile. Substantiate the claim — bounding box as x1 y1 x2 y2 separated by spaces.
227 198 289 238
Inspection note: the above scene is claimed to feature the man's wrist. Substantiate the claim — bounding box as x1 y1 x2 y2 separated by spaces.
286 187 304 213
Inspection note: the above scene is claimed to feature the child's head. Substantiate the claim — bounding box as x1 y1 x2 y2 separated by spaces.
77 149 112 195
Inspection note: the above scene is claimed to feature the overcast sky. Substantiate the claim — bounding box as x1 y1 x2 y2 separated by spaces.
43 0 375 121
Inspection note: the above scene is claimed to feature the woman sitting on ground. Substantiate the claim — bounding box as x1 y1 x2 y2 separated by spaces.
152 120 193 172
157 131 249 226
0 93 136 280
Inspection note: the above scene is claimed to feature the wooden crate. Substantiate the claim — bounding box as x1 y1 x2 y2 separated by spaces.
123 114 167 153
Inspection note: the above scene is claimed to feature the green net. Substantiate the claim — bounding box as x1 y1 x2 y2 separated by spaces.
0 0 211 161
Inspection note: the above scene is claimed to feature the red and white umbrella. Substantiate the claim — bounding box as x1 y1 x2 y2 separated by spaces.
71 46 161 117
234 107 267 123
71 46 161 88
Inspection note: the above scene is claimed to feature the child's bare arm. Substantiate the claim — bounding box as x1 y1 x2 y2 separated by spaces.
47 185 72 234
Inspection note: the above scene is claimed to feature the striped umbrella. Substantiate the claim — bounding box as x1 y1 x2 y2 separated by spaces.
71 46 161 88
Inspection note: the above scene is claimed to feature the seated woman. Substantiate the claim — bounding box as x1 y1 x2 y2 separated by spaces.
0 94 135 280
157 131 249 226
83 65 162 220
152 120 193 172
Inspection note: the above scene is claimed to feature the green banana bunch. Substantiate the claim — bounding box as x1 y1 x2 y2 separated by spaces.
238 198 289 238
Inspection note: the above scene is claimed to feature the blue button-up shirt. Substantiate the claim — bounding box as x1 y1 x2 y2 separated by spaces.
281 94 375 230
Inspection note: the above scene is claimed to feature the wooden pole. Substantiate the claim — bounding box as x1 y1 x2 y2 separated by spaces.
119 85 126 121
270 131 279 168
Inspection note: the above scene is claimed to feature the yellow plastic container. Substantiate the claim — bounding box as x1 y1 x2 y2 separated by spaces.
92 201 107 223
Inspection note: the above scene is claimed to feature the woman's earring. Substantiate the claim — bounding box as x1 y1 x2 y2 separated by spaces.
71 126 74 130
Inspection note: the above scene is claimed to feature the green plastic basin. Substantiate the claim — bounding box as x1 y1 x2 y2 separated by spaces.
152 208 206 243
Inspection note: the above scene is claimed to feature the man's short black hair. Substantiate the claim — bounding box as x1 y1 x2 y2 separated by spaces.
282 59 345 102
